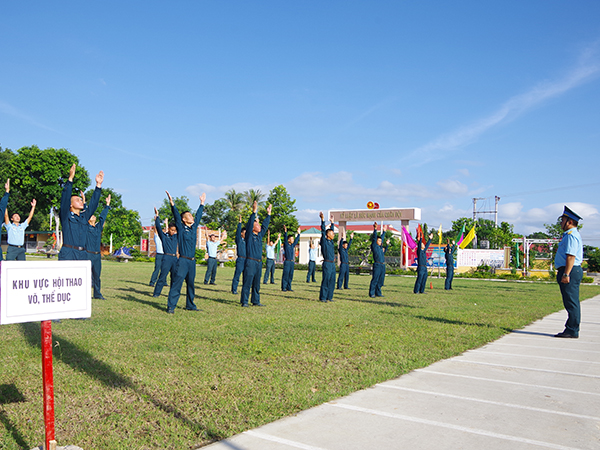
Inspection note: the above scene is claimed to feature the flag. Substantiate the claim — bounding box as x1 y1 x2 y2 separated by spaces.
417 224 424 242
437 224 443 246
459 224 476 249
456 223 466 246
402 226 416 249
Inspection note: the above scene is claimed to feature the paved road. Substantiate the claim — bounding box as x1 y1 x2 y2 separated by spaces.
206 295 600 450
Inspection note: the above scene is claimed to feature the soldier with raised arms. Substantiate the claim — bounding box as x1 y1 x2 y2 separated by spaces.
241 200 272 307
59 164 104 261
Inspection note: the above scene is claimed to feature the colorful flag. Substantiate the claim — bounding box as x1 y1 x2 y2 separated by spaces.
456 223 466 246
437 224 443 246
402 226 416 249
459 225 476 249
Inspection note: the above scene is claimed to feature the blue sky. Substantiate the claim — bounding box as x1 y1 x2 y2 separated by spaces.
2 1 599 243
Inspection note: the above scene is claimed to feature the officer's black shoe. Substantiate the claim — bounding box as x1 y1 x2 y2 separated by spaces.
554 331 578 338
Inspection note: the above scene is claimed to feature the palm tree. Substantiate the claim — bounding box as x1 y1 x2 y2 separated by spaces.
224 189 244 213
243 189 266 209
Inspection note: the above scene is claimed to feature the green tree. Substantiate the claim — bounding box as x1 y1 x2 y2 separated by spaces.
6 146 90 231
243 189 266 210
157 195 191 223
263 185 298 236
224 189 244 213
102 207 143 249
203 198 237 236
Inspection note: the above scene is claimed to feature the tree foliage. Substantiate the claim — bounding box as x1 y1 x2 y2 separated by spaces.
157 195 191 223
449 217 515 249
263 185 298 235
102 207 143 248
3 146 90 230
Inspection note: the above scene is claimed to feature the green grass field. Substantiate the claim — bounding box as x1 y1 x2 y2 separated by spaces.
1 261 599 450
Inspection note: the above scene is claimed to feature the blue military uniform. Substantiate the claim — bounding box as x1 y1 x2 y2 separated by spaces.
444 243 457 290
281 231 300 291
263 242 276 284
319 219 336 302
86 204 109 299
0 191 8 261
231 222 246 294
414 237 432 294
306 243 317 283
204 237 219 285
58 180 101 261
554 206 584 338
166 203 203 313
241 211 270 306
369 228 388 297
337 237 353 289
153 216 179 297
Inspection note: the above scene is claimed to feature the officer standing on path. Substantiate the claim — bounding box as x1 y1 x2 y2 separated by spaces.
444 239 457 290
281 225 301 292
165 191 205 314
554 206 584 339
231 216 246 295
337 231 354 289
241 201 272 307
86 195 110 299
319 212 336 302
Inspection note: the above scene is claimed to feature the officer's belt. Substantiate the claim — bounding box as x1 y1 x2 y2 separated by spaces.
208 256 216 259
340 262 349 265
8 244 24 248
180 255 194 261
164 253 177 257
247 257 262 262
86 250 100 255
324 259 334 263
63 244 85 251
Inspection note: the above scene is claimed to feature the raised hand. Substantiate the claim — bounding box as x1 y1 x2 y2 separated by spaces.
5 178 9 193
95 170 104 188
266 203 272 215
68 164 76 182
166 191 174 206
106 194 111 206
200 192 206 205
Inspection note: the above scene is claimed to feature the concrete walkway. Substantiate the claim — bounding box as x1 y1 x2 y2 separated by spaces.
206 295 600 450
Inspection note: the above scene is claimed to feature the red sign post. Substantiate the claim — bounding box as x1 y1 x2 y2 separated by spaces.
41 320 57 450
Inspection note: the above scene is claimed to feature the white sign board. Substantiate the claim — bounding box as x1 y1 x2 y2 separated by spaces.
457 249 505 268
0 261 91 325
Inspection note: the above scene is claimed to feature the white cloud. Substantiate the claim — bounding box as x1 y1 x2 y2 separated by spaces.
185 182 274 203
403 42 600 166
437 179 469 195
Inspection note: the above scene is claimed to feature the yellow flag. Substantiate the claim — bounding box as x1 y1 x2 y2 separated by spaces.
459 225 476 249
437 224 443 245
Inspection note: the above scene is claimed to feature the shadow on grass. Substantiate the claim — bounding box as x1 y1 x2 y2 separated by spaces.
414 315 511 332
114 290 167 312
0 410 29 450
344 296 417 309
510 330 556 337
17 322 222 441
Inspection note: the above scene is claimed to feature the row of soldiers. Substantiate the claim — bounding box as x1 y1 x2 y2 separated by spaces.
149 195 415 311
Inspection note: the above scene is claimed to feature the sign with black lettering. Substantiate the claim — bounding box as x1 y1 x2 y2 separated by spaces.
0 261 91 324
